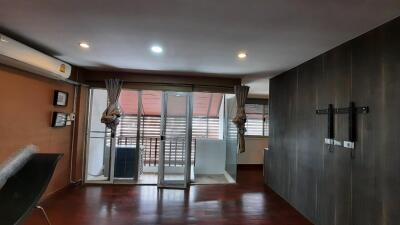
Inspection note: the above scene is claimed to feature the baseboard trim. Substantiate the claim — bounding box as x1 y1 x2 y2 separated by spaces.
40 181 82 203
237 164 263 170
223 171 236 183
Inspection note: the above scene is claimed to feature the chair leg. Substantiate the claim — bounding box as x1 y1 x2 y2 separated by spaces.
35 206 52 225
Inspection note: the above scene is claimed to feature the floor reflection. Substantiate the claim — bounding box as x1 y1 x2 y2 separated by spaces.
23 168 312 225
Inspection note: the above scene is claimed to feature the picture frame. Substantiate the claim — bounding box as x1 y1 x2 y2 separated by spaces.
52 112 67 127
53 90 68 106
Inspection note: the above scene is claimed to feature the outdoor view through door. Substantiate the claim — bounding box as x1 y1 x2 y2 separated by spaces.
85 88 237 186
158 92 192 188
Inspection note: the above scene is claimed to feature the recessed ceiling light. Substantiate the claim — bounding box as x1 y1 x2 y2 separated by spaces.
79 42 90 49
151 45 163 54
237 52 247 59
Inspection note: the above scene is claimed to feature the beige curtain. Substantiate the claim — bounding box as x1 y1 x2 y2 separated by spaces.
101 79 123 138
232 85 250 153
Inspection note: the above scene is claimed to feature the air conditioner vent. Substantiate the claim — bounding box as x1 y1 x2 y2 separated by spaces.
0 34 71 80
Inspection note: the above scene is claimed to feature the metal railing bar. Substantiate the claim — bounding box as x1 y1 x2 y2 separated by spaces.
154 138 158 166
149 138 153 167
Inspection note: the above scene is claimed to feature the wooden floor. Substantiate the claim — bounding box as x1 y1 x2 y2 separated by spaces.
23 168 312 225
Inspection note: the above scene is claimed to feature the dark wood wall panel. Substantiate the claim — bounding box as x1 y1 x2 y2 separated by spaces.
378 18 400 225
351 18 400 225
320 44 352 225
294 58 323 221
267 16 400 225
314 51 333 225
350 26 383 225
267 69 298 199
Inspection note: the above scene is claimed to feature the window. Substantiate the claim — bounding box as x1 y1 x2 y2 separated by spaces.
245 99 269 136
192 92 223 140
192 117 220 139
113 90 225 165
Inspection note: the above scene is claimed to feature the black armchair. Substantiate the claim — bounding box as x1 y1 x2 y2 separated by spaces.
0 153 62 225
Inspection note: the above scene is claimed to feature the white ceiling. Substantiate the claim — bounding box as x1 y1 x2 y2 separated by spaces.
0 0 399 77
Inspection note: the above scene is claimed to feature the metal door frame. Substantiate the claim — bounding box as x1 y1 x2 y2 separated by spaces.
158 91 193 188
84 88 142 185
84 88 115 184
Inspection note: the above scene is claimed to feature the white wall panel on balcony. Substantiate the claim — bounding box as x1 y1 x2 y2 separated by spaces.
194 139 226 174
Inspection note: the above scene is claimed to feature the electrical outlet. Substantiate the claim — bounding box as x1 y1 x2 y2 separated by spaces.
325 138 334 145
333 140 342 146
343 141 354 149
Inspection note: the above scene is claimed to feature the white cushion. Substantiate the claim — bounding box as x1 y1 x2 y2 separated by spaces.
0 145 38 190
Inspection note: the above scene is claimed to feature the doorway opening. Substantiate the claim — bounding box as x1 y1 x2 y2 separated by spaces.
85 88 237 187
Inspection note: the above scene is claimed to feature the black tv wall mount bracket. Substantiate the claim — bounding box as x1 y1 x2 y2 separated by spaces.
316 102 369 157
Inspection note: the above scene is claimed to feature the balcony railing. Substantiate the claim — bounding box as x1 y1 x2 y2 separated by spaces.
116 136 196 167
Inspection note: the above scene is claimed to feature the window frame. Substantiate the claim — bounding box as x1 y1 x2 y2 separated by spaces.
244 98 269 137
117 90 224 141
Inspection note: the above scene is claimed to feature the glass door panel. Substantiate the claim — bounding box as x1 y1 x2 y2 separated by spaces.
137 90 162 184
158 92 192 188
86 89 113 183
224 94 238 181
114 89 140 182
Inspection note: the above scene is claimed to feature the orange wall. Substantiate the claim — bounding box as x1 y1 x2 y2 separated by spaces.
0 64 82 197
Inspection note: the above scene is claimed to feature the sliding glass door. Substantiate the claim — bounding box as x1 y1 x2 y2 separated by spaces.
85 89 113 183
114 90 141 183
85 89 141 184
86 89 235 186
158 92 193 188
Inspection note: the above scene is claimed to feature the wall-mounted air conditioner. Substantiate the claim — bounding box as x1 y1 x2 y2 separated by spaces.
0 34 71 80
